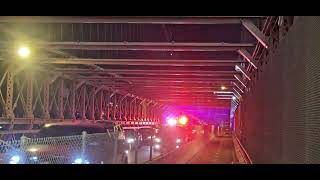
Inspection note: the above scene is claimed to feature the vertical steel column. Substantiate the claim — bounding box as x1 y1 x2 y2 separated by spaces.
148 104 152 121
89 87 95 121
133 99 137 121
26 73 34 119
70 82 76 121
141 102 145 121
113 94 117 120
129 99 133 120
97 91 103 120
136 100 140 121
138 102 142 121
119 96 122 121
106 92 110 120
81 86 86 121
43 79 50 119
58 79 64 120
149 105 153 121
5 71 14 120
123 100 128 121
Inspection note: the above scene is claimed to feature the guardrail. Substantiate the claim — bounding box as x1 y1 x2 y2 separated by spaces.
233 135 252 164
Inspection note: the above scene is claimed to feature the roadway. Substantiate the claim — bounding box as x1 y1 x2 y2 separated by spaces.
128 145 161 164
149 136 237 164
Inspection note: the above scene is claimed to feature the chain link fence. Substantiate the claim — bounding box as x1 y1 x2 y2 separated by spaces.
0 131 128 164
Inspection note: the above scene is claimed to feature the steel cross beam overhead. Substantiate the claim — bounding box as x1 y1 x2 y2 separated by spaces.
39 58 245 66
0 42 256 51
0 16 274 130
0 16 266 24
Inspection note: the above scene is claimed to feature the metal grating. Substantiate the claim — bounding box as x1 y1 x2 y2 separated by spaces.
237 16 320 163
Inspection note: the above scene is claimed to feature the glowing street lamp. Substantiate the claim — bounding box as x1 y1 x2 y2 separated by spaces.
221 86 227 90
18 46 30 58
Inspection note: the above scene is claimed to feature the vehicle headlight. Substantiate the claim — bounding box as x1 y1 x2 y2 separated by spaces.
30 156 38 161
155 138 161 143
126 138 135 144
176 139 181 143
27 148 38 152
155 144 160 149
72 158 89 164
9 155 21 164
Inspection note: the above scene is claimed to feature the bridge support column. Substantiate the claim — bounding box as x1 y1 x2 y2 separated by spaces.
58 79 64 120
26 73 34 119
80 86 86 121
43 79 50 120
97 90 103 120
5 71 15 121
89 87 95 121
69 82 76 121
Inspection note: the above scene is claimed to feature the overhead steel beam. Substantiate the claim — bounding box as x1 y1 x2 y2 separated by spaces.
41 58 242 66
0 16 265 24
81 76 234 80
232 88 242 99
241 19 269 49
131 86 232 91
16 42 256 51
232 81 244 94
90 80 234 84
136 92 216 95
235 65 251 80
56 68 240 75
237 49 257 69
234 74 247 88
134 85 232 88
79 73 236 77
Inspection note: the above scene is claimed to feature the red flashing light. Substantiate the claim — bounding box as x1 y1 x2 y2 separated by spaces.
167 118 177 126
178 116 188 125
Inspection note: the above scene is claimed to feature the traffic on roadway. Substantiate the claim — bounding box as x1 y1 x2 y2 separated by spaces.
1 114 231 164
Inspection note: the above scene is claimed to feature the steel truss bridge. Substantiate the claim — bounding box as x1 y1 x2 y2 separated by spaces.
0 16 294 134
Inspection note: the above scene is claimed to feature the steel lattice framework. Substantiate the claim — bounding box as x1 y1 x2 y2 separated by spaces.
0 16 293 132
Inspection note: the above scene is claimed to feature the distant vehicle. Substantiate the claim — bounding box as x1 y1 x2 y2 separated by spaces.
1 122 128 164
123 127 142 150
157 126 190 152
138 127 157 146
